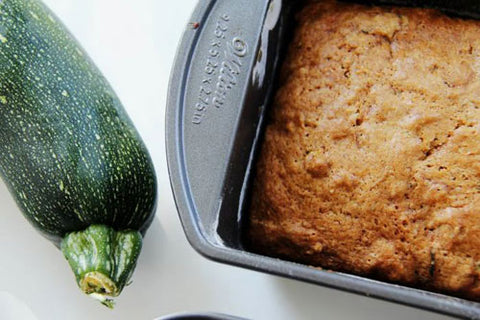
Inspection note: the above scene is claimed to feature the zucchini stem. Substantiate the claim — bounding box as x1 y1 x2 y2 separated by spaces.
60 225 142 308
89 293 115 309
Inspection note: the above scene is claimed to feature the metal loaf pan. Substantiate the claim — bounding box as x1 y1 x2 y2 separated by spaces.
156 312 247 320
166 1 480 318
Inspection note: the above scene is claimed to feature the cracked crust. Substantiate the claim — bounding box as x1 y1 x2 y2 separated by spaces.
247 0 480 301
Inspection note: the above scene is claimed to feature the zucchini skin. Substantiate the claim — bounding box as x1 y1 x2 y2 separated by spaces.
0 0 157 245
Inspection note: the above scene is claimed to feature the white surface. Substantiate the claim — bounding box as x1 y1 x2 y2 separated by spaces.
0 292 38 320
0 1 457 320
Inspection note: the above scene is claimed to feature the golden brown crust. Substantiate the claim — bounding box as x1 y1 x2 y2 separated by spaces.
247 0 480 300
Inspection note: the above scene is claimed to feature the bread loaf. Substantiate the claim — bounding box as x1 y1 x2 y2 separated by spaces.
248 0 480 301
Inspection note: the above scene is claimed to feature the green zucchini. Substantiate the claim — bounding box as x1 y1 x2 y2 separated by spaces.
0 0 157 307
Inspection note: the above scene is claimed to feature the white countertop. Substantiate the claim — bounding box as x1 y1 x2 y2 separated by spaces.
0 1 457 319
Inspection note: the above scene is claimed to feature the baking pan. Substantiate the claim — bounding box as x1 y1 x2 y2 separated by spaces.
166 0 480 319
156 312 248 320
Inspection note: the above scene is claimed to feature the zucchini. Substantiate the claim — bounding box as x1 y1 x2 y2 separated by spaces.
0 0 157 307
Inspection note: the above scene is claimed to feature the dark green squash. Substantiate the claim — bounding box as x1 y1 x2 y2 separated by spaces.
0 0 157 307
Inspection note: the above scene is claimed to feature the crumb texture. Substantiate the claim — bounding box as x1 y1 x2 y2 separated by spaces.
247 0 480 300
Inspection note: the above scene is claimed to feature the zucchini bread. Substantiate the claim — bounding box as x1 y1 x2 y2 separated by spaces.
247 0 480 300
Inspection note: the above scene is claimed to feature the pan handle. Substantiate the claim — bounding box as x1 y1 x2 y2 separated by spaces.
167 0 286 250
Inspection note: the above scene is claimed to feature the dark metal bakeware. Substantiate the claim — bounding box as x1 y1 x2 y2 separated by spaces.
156 312 247 320
166 1 480 319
